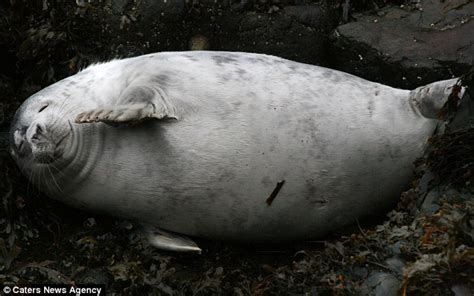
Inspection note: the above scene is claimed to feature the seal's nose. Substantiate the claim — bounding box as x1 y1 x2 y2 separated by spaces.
30 123 46 142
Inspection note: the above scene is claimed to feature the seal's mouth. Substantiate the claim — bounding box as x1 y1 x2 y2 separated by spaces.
32 130 72 164
33 150 55 164
26 121 74 164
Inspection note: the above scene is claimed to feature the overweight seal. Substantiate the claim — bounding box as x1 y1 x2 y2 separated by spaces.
9 51 465 252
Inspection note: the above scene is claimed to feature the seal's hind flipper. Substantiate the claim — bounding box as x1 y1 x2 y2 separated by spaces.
74 85 178 124
145 227 202 254
409 78 466 119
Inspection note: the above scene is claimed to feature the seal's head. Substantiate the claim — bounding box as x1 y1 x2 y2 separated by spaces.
9 92 74 170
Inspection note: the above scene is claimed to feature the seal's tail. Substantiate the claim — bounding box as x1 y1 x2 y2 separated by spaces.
409 78 466 119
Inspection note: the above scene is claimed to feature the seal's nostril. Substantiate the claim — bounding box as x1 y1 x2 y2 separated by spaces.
30 124 45 141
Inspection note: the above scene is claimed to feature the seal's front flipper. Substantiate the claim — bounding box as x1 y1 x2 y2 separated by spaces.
75 85 178 124
74 103 176 124
145 227 202 254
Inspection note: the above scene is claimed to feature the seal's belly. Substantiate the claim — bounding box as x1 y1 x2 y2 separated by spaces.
70 95 435 242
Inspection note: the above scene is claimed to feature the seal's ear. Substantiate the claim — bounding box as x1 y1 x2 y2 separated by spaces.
409 78 465 119
75 85 178 125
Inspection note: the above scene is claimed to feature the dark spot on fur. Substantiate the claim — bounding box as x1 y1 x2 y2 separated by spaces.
212 54 238 66
247 91 257 99
231 101 243 110
236 68 247 77
247 57 271 65
261 176 272 186
220 73 232 83
332 74 341 82
78 85 89 92
367 99 374 116
305 180 329 205
184 54 198 62
421 98 437 116
153 74 171 86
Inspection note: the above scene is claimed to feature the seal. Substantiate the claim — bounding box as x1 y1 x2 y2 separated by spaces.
9 51 466 252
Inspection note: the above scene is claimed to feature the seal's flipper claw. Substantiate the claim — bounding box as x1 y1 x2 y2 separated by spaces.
75 103 177 125
145 227 202 254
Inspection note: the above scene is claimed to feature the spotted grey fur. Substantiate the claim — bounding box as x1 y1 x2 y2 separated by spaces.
9 51 464 250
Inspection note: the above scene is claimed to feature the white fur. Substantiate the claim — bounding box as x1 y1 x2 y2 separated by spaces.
11 51 460 242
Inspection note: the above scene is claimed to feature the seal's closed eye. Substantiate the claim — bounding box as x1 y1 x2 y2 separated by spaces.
38 104 48 113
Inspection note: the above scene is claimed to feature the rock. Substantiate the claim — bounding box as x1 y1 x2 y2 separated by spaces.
360 272 401 296
352 266 369 279
420 188 441 215
284 5 326 27
103 1 330 65
385 257 405 275
451 282 473 296
74 268 112 286
388 240 408 255
331 1 474 88
420 185 472 214
214 266 224 276
417 170 435 196
449 89 474 130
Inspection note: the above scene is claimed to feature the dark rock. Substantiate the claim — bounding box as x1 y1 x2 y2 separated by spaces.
451 282 473 296
360 271 401 296
74 268 112 286
384 257 405 275
219 11 328 64
420 188 441 215
284 5 326 27
100 1 330 65
331 1 474 89
449 89 474 130
388 240 409 255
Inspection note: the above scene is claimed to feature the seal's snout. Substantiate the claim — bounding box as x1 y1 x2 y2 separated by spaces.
26 121 53 147
30 123 46 142
23 121 60 163
33 151 55 164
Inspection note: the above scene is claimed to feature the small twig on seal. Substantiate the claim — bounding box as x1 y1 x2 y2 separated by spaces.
266 180 285 206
